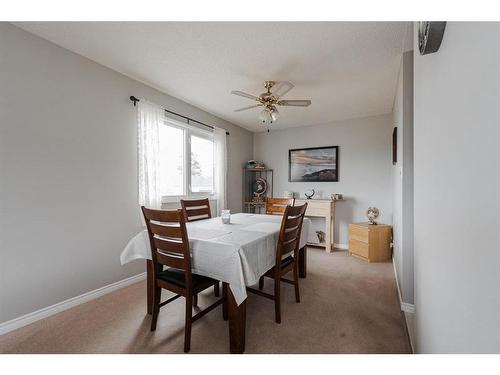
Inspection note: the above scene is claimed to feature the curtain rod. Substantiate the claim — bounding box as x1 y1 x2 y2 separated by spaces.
129 96 229 135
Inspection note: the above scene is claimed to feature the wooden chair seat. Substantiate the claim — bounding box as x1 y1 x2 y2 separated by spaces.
262 256 294 277
157 268 218 292
276 256 294 270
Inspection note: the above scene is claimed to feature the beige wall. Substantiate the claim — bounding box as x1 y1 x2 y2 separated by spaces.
0 23 253 323
253 114 394 246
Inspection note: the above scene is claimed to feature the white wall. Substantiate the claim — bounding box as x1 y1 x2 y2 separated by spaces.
392 50 414 306
414 22 500 353
0 23 253 324
253 114 393 246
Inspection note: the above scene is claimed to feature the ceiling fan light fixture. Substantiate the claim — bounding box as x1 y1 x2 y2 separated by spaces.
231 80 311 125
259 108 273 124
270 107 280 121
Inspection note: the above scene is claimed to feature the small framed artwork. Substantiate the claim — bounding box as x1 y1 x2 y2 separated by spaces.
289 146 339 182
392 127 397 165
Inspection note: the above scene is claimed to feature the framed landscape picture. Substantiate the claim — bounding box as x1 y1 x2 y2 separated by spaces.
289 146 339 182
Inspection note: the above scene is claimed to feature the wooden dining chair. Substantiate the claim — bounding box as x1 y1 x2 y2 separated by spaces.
247 203 307 323
141 206 225 353
180 198 212 222
265 197 295 215
180 198 220 297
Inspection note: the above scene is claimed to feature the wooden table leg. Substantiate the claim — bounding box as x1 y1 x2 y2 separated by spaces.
222 282 228 321
146 260 153 315
298 246 307 278
227 284 246 354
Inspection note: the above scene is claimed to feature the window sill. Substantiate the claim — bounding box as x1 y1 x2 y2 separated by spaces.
161 194 216 204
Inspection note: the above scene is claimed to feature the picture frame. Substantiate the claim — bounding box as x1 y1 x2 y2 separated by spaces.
289 146 339 182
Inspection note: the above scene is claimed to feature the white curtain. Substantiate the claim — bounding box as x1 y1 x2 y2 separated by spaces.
213 127 227 215
137 100 164 208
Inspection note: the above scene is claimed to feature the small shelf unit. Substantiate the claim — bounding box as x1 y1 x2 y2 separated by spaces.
242 168 273 214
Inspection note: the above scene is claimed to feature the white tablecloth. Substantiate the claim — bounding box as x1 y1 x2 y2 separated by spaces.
120 213 310 306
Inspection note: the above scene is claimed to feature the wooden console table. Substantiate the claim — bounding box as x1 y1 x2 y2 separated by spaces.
295 199 337 252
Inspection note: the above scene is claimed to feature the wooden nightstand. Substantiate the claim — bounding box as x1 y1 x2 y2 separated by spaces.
348 223 392 262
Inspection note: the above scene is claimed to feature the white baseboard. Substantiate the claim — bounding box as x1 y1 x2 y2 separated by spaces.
334 243 349 250
401 302 415 313
0 272 146 336
391 258 415 313
392 258 416 352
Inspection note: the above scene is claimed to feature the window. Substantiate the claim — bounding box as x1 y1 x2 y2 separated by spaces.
159 123 184 196
159 119 214 197
190 134 214 193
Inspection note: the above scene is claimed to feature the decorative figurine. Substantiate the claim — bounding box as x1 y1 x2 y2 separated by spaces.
304 189 315 199
245 160 257 169
331 193 343 201
251 177 268 205
253 177 267 197
316 230 325 244
366 207 380 225
253 161 266 169
246 160 266 169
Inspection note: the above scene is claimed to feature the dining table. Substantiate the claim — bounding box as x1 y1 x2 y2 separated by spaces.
120 212 310 353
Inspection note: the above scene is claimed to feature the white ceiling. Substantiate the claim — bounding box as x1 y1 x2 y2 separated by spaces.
15 22 410 132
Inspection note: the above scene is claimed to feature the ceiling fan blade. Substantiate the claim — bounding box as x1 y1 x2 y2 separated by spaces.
278 99 312 107
231 90 259 100
271 81 294 98
234 104 262 112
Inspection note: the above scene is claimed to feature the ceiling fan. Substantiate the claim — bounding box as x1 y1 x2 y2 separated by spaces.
231 81 311 125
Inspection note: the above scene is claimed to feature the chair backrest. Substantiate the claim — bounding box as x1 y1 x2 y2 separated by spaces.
275 203 308 270
265 197 295 215
141 207 191 280
180 198 212 222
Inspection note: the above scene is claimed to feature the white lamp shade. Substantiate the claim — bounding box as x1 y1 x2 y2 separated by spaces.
270 107 280 121
258 109 273 124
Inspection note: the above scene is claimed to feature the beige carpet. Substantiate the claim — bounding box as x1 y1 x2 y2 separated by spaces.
0 248 411 354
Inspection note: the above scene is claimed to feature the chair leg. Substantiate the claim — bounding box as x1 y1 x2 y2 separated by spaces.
258 276 264 290
184 293 193 353
222 282 228 321
214 282 220 297
193 293 198 307
274 278 281 324
150 285 161 331
293 263 300 303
